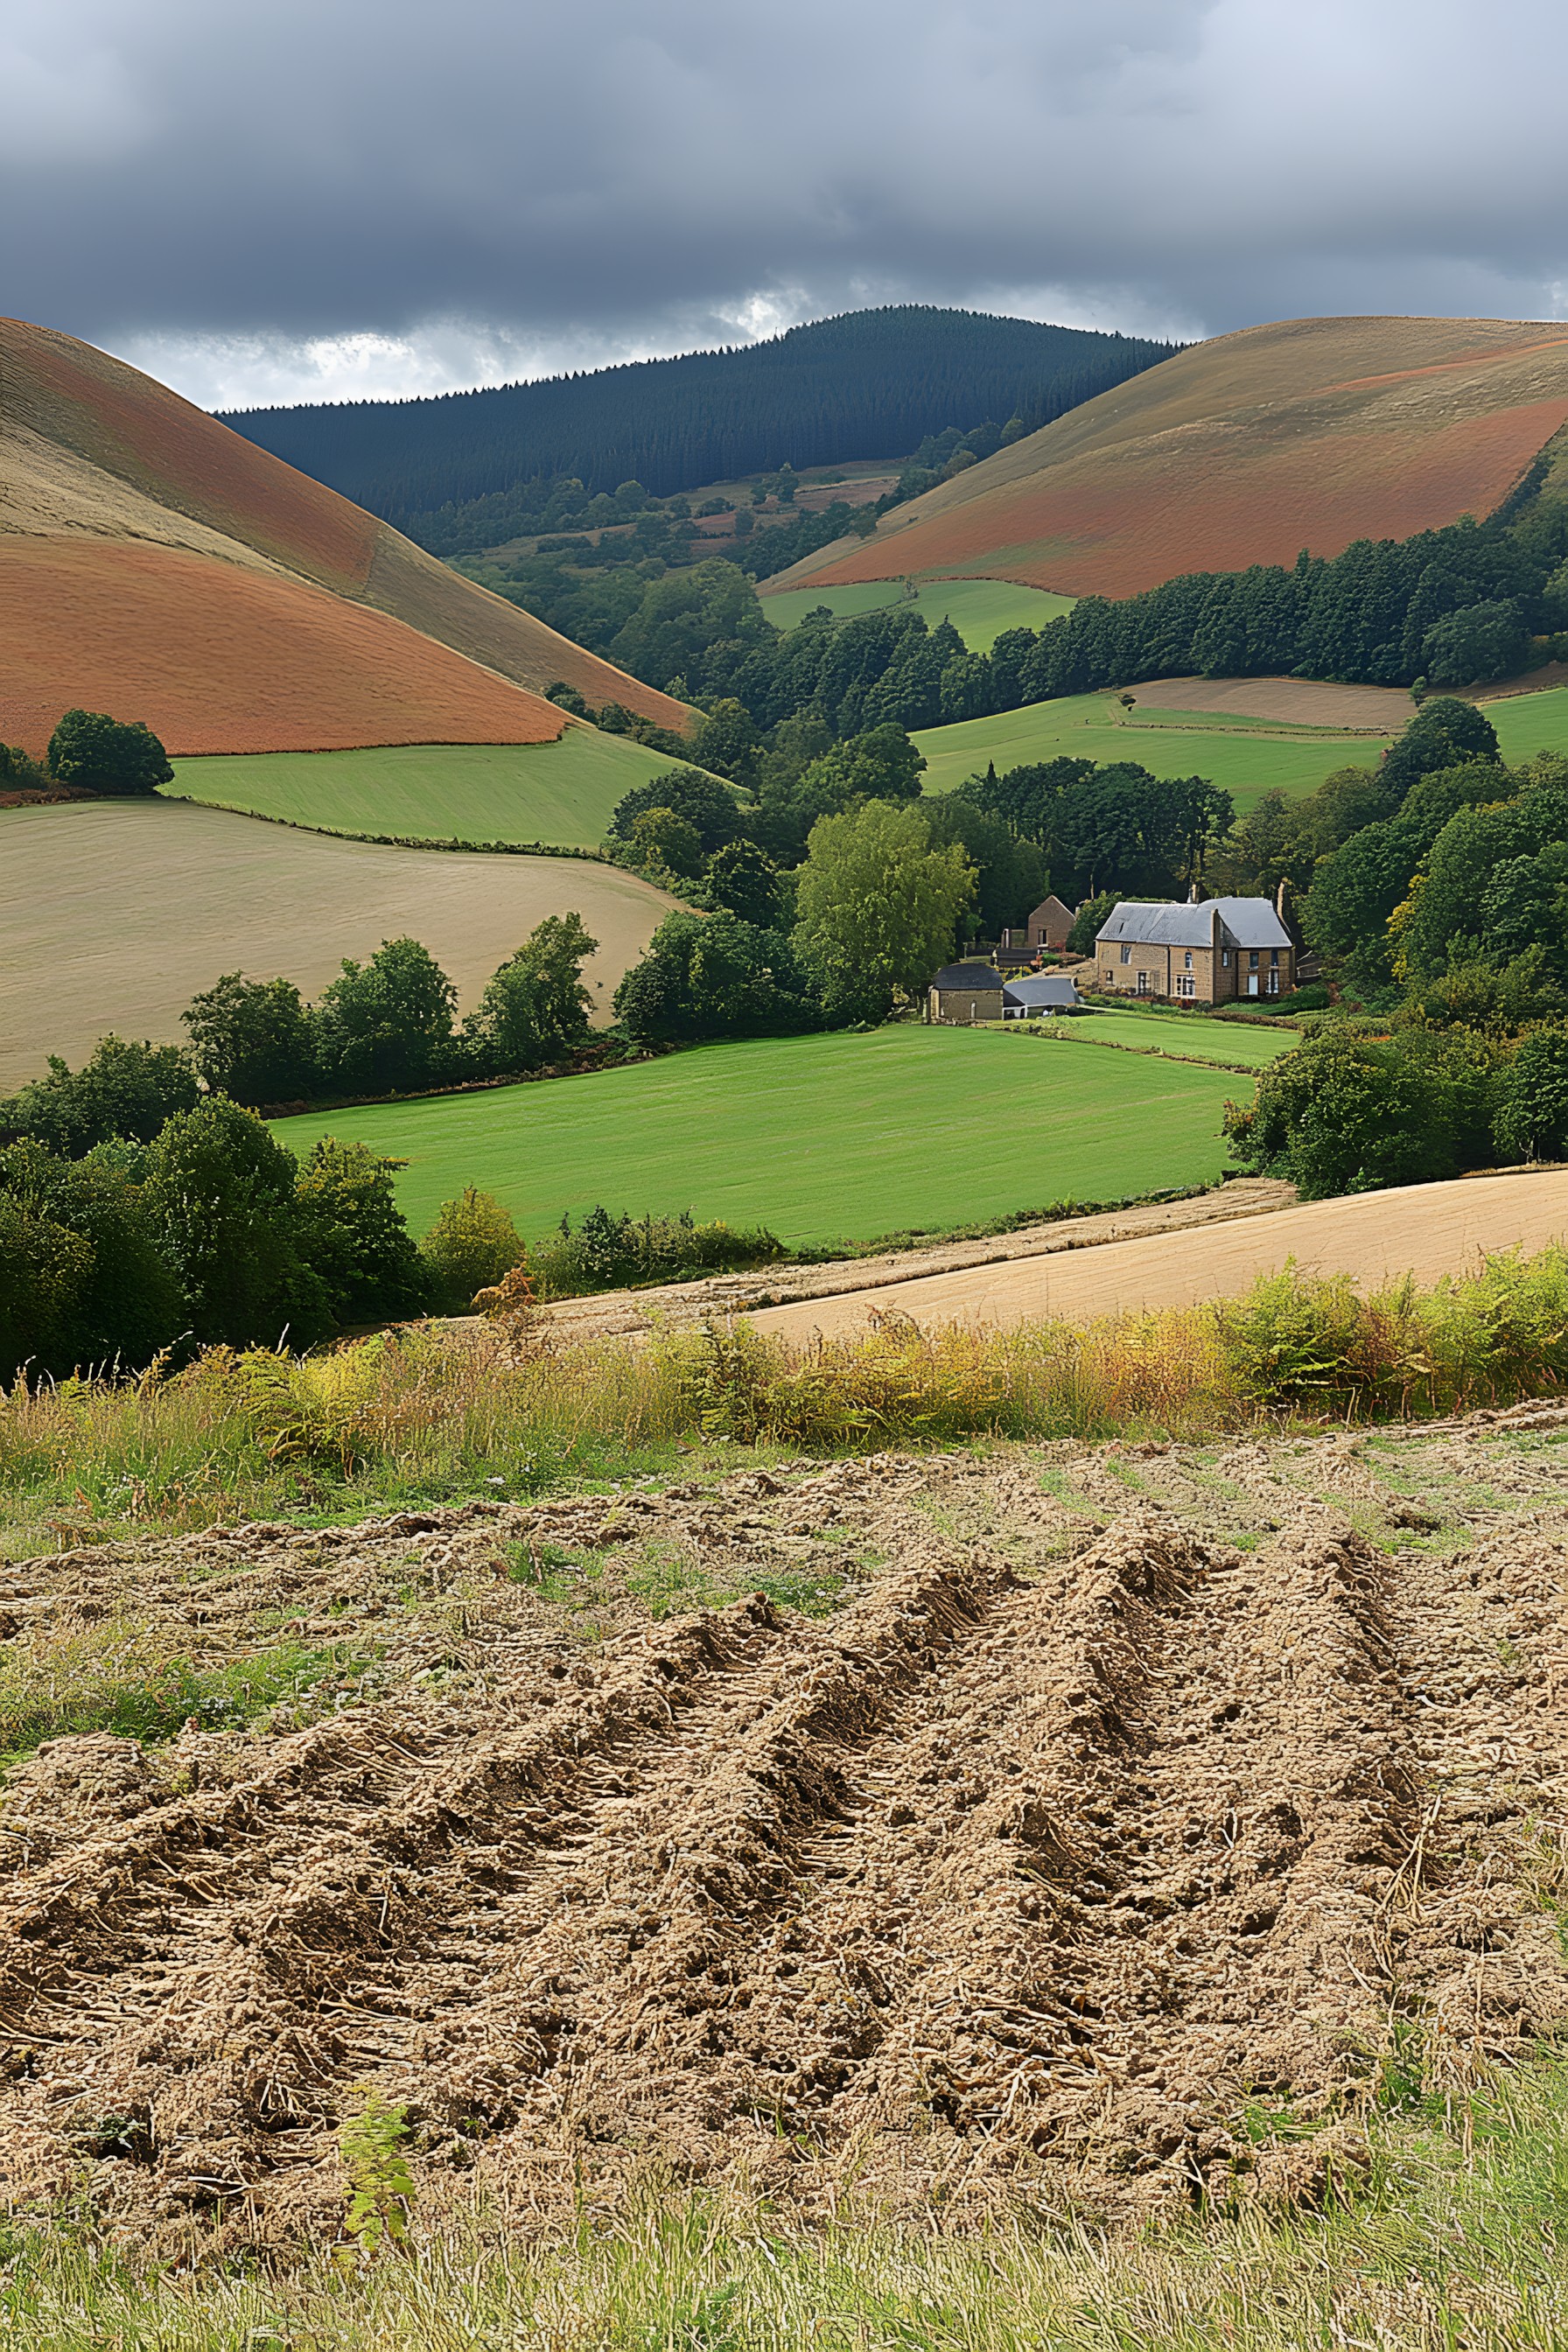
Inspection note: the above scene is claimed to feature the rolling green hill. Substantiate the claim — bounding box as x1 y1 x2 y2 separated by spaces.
167 728 709 850
913 693 1395 810
269 1026 1243 1246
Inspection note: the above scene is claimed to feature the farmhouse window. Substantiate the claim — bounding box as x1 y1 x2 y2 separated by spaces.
1222 949 1231 967
1270 948 1279 963
1267 970 1280 995
1249 950 1259 969
1178 976 1195 999
1120 944 1131 965
1183 950 1193 970
1137 971 1151 995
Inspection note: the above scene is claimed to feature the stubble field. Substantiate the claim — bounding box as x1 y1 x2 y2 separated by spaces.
0 802 678 1088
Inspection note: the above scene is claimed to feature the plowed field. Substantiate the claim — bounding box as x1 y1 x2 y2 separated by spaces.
4 1417 1566 2254
0 540 566 756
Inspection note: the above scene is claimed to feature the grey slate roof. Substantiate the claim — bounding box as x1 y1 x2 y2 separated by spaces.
1096 897 1292 950
931 962 1006 990
1003 973 1082 1009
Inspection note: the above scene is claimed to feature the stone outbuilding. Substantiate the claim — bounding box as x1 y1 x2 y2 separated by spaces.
928 962 1006 1024
1094 892 1295 1004
1002 972 1082 1018
997 894 1077 967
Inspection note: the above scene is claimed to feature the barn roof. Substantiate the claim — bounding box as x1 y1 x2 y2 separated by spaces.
930 962 1006 990
1004 973 1082 1007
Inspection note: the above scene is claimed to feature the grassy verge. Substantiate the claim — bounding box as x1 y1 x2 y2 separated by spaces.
4 1249 1567 1560
7 2047 1568 2348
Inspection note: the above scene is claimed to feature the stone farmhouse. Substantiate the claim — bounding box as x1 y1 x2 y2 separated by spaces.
1094 891 1295 1004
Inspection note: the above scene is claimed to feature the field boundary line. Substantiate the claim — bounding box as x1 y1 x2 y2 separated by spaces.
158 790 620 863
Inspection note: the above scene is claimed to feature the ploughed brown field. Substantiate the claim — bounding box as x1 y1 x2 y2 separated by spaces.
0 316 692 746
779 316 1568 599
3 1416 1565 2253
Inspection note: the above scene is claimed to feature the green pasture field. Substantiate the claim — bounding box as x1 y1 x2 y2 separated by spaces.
760 578 1076 648
1026 1007 1298 1068
1484 682 1568 765
167 726 701 851
270 1026 1244 1247
914 692 1394 809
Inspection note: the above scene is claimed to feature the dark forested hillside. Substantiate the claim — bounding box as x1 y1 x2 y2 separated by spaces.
224 307 1178 526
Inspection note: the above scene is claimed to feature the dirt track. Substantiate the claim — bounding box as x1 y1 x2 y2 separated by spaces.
2 1414 1567 2252
749 1169 1568 1345
538 1178 1298 1344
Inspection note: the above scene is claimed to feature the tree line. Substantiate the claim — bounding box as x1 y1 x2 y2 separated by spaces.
226 306 1177 529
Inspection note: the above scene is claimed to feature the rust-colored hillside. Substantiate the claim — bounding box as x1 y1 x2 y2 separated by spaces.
0 319 691 753
777 316 1568 600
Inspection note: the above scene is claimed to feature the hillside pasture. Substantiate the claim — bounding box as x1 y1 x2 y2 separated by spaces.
914 690 1393 808
170 728 707 851
0 802 678 1090
759 578 1075 648
269 1026 1243 1247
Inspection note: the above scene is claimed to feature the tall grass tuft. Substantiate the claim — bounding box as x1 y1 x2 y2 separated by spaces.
3 1250 1567 1556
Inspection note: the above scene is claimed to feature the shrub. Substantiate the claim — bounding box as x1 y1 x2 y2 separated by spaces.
421 1188 528 1312
0 1035 200 1156
1224 1026 1499 1198
529 1208 782 1297
45 709 173 796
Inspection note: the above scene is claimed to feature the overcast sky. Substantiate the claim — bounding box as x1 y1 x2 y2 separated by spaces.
5 0 1566 410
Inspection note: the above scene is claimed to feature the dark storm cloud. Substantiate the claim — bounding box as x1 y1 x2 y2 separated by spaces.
4 0 1567 403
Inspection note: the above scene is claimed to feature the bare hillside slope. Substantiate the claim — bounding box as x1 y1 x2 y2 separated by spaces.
777 315 1568 598
0 318 690 752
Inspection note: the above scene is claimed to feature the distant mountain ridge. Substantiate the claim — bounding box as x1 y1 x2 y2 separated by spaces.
223 307 1180 527
769 315 1568 602
0 318 691 756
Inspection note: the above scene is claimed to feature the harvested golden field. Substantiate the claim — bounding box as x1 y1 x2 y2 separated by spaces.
0 318 693 734
0 540 567 758
750 1170 1568 1343
781 316 1568 598
2 1413 1565 2257
0 802 678 1088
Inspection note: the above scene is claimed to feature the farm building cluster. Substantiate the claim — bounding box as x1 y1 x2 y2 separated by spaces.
928 889 1297 1024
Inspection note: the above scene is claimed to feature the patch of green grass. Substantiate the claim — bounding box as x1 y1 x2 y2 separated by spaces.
914 691 1394 809
760 578 1076 648
0 1637 365 1760
1018 1007 1298 1069
167 727 704 851
15 2049 1568 2348
1485 682 1568 767
268 1026 1245 1245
